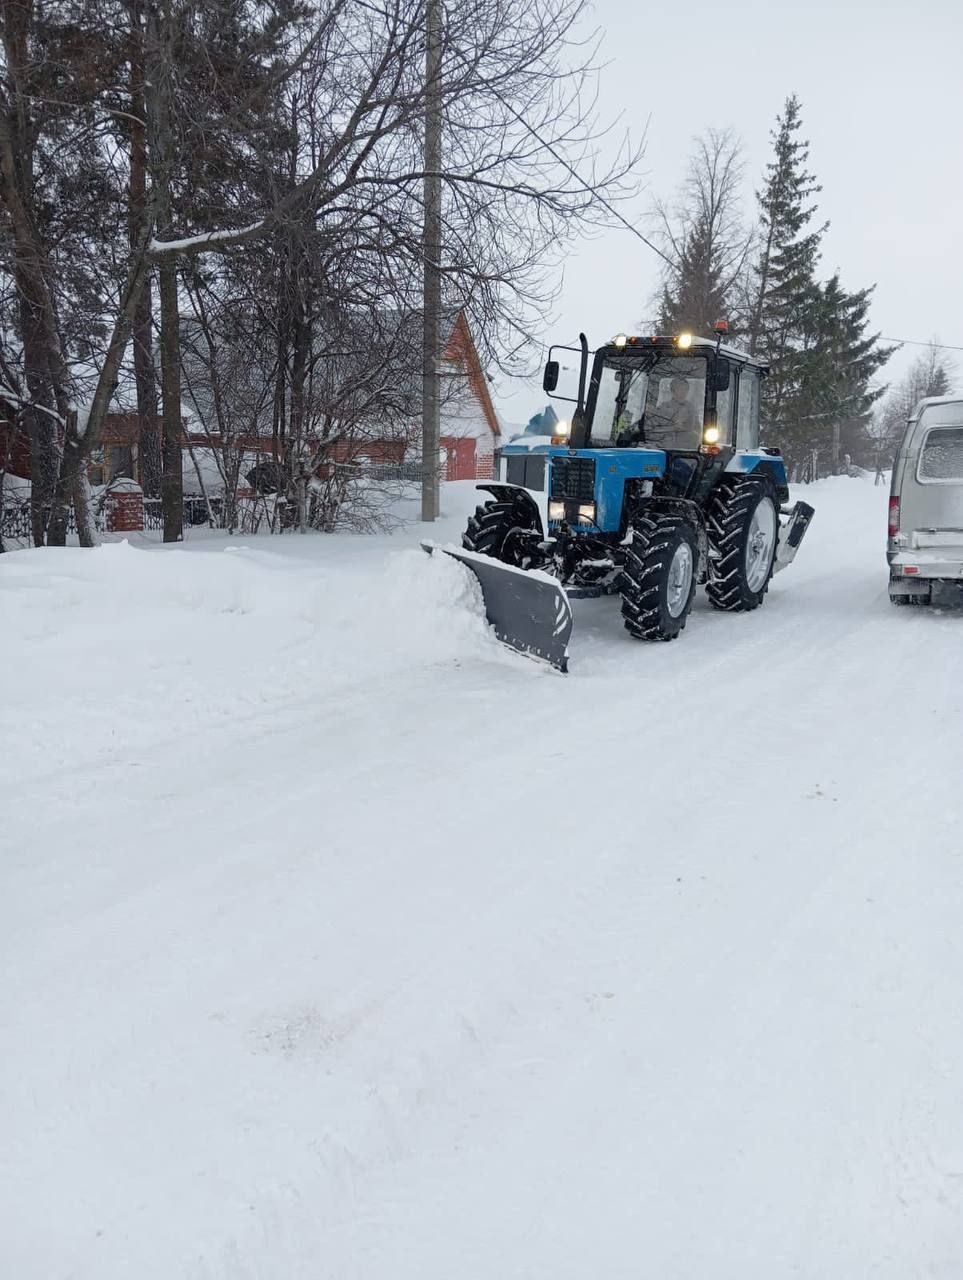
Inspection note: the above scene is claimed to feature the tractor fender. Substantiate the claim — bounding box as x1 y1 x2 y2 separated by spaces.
724 452 790 503
475 483 546 537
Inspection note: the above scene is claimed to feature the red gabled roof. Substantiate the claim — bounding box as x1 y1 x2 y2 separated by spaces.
444 312 501 438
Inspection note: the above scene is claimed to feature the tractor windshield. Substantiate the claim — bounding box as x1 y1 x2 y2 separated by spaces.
590 354 708 450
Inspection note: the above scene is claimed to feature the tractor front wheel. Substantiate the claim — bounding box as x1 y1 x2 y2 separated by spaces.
620 514 698 641
705 475 778 612
462 497 539 565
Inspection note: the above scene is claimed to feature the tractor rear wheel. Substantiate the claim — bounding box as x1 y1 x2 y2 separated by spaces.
705 475 778 612
620 514 698 641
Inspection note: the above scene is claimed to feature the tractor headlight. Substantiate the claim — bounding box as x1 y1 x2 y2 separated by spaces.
677 332 693 349
549 500 566 522
577 503 596 525
551 420 571 444
703 424 720 445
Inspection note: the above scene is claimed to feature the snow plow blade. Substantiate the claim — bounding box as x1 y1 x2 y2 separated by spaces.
421 541 573 672
773 500 815 573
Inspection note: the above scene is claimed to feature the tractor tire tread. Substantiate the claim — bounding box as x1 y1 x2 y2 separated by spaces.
462 500 516 557
620 513 697 641
705 474 777 613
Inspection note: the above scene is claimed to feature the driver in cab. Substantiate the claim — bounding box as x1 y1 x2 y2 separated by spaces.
613 375 701 449
646 376 701 448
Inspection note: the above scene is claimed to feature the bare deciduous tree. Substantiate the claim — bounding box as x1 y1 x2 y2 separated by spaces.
1 0 643 544
648 127 752 337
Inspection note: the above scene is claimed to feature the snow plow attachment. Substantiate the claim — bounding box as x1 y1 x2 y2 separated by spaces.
421 542 573 672
773 500 815 574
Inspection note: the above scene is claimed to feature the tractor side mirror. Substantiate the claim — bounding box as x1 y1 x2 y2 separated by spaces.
713 360 731 392
542 359 560 393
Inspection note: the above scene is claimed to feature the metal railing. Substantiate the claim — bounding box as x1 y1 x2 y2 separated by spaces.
142 497 220 530
1 501 79 542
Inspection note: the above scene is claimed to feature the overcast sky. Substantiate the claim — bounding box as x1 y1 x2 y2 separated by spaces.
492 0 963 430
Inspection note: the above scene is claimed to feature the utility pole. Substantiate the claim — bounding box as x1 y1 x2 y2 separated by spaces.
421 0 442 521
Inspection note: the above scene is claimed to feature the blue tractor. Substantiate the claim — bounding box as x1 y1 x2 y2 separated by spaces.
426 327 814 670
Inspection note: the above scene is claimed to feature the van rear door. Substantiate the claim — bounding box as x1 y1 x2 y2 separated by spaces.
899 404 963 550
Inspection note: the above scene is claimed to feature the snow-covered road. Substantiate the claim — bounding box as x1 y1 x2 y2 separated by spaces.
3 477 963 1278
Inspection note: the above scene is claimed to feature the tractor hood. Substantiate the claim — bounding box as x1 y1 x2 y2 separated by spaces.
497 444 667 535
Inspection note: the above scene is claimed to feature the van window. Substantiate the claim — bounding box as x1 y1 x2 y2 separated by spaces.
918 427 963 482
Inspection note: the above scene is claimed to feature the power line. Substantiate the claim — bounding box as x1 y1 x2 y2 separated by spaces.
479 84 676 272
503 107 963 360
880 336 963 352
451 42 961 348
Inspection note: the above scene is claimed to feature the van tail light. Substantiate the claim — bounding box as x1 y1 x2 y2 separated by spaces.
888 496 900 537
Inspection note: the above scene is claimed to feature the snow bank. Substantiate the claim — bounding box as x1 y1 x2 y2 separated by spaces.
0 535 501 781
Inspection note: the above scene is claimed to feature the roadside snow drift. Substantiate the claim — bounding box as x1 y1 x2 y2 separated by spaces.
2 538 500 780
3 476 963 1280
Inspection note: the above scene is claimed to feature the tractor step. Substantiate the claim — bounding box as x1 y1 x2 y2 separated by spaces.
421 541 573 672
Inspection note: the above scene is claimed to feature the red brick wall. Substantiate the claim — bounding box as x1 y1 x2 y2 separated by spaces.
329 439 407 465
0 423 32 479
440 437 477 481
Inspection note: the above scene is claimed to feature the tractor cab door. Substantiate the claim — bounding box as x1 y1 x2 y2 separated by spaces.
642 356 708 453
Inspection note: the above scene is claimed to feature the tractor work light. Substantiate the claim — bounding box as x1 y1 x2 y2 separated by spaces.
703 424 720 445
551 420 571 445
677 332 693 349
577 503 596 524
549 500 566 522
614 334 627 348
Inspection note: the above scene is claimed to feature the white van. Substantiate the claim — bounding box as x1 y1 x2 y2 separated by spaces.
888 396 963 606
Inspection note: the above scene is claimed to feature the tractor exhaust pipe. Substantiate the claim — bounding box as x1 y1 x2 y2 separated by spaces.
569 332 590 449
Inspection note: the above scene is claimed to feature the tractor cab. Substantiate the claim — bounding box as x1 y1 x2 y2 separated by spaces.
543 329 764 463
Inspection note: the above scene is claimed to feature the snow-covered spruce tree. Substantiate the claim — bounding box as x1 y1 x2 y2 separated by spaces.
748 95 892 472
651 128 752 338
746 96 827 455
788 274 893 470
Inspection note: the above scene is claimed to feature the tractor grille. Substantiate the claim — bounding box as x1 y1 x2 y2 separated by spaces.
550 456 596 502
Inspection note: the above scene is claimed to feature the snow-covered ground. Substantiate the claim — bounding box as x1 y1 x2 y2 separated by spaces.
3 476 963 1278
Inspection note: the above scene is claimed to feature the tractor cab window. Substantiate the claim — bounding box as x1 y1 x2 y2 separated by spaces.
736 368 760 449
641 357 707 452
716 376 734 445
588 354 707 449
590 361 650 444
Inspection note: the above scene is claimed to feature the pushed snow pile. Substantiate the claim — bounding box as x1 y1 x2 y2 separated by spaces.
0 538 498 778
